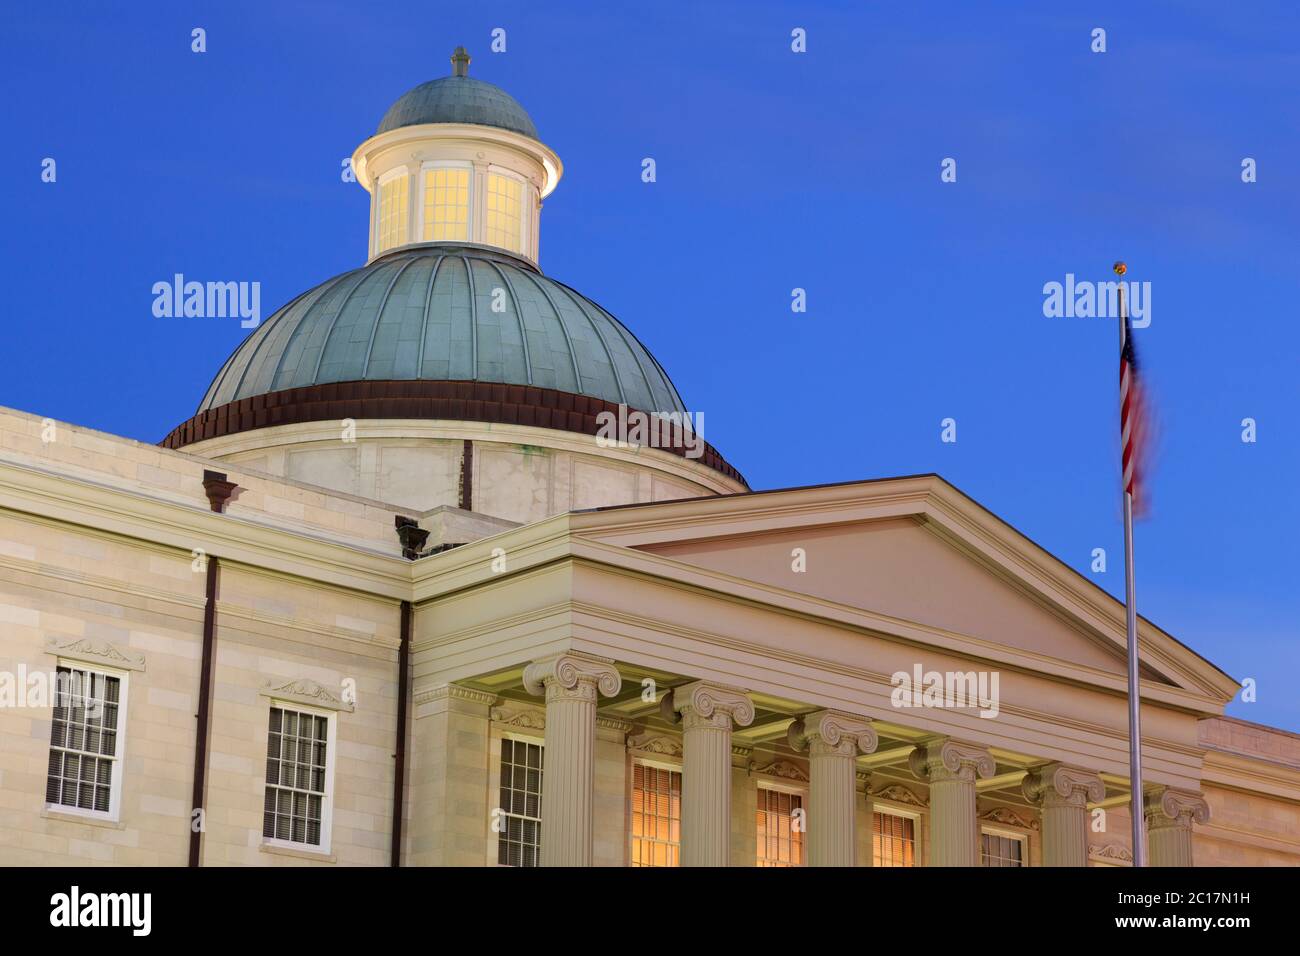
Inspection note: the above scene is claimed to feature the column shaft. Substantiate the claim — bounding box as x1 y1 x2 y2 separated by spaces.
522 653 620 867
540 691 597 865
671 682 754 867
789 711 878 867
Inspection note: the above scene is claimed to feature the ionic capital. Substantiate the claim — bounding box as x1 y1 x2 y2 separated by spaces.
1023 763 1105 809
788 710 879 758
908 738 995 784
522 652 621 703
667 680 754 731
1144 787 1210 831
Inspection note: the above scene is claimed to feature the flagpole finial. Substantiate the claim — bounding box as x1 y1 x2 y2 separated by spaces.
1113 261 1127 276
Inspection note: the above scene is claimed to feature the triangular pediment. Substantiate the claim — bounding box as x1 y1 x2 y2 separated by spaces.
570 475 1238 703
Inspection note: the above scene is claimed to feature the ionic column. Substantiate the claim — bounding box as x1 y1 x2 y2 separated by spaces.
522 652 621 866
788 711 878 866
668 681 754 866
1022 763 1105 866
1144 787 1209 867
908 738 995 866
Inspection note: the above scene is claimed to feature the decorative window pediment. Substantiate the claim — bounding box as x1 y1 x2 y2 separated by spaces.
260 678 353 713
45 636 145 672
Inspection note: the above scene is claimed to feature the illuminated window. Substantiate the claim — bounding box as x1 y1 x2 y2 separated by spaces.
756 787 804 866
423 166 470 241
873 811 917 866
497 737 543 867
45 665 124 817
376 173 410 253
262 706 332 849
485 172 524 253
631 763 680 867
981 830 1025 867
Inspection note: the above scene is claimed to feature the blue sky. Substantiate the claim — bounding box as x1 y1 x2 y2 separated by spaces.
3 2 1296 730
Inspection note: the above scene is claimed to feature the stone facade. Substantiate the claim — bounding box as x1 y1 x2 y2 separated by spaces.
1 405 1297 867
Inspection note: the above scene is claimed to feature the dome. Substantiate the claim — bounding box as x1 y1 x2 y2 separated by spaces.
196 245 686 417
377 75 538 140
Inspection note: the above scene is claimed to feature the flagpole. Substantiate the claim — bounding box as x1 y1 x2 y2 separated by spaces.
1117 265 1148 867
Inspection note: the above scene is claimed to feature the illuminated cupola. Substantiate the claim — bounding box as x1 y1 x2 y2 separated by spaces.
351 47 562 265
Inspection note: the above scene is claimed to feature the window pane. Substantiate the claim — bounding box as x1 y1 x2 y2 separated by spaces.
631 764 682 867
497 738 544 867
873 811 917 867
261 706 328 847
423 167 470 241
45 666 121 815
377 175 410 253
484 173 524 253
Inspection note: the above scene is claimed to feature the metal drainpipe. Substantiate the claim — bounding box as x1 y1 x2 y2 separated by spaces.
190 470 237 867
391 600 412 866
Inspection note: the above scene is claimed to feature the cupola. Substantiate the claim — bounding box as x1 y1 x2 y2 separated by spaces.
350 47 563 265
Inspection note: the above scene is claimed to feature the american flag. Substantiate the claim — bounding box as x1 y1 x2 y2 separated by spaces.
1119 312 1149 516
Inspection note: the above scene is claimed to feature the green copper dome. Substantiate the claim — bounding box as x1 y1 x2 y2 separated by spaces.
197 245 687 417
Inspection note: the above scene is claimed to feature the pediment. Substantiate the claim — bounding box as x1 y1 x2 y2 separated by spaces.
572 476 1237 702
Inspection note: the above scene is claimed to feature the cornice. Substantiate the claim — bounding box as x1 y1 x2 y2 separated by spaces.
0 456 411 599
565 598 1206 779
1200 748 1300 802
414 683 498 707
0 551 206 617
215 601 400 653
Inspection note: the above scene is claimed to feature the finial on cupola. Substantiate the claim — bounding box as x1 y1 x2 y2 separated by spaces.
451 46 470 77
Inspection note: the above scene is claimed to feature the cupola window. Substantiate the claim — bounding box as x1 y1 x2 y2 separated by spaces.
485 171 525 253
375 171 410 254
422 165 471 242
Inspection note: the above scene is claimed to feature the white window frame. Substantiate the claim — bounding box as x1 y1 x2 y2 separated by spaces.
629 756 683 868
373 167 412 257
44 661 129 823
980 824 1028 867
872 805 922 867
419 160 474 243
484 165 530 256
755 780 807 867
261 700 337 855
493 731 544 867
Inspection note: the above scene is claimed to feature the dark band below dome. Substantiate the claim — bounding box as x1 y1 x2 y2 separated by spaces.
161 380 747 487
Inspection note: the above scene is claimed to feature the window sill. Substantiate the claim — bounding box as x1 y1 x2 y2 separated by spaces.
42 806 124 829
259 841 336 863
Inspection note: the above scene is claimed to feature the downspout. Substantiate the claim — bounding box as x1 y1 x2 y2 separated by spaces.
391 516 427 866
391 600 412 866
190 469 237 868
